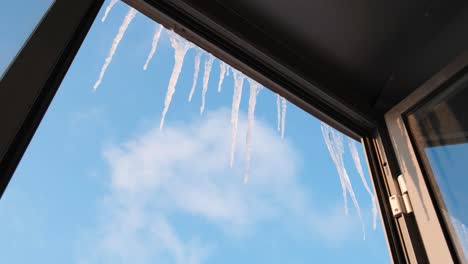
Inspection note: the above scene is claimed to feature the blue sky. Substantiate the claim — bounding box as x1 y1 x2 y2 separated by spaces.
0 1 390 263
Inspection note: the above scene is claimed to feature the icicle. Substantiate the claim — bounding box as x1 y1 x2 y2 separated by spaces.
244 79 260 183
338 167 349 215
321 123 365 240
322 124 348 215
275 94 286 138
348 138 378 230
101 0 118 22
230 69 245 167
217 62 227 92
281 97 287 139
143 24 163 71
276 94 281 132
200 54 214 114
93 7 136 91
188 51 201 102
333 131 365 240
159 31 193 130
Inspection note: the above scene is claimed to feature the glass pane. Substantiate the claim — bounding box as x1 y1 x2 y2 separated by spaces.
0 0 55 78
406 72 468 259
0 1 390 263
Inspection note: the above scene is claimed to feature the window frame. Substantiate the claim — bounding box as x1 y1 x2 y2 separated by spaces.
385 51 468 263
122 0 376 139
0 0 431 263
0 0 104 198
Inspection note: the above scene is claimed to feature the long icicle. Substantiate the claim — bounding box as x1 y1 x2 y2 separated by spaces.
333 130 365 240
200 54 214 114
101 0 118 22
217 61 227 92
338 165 349 215
94 7 136 91
244 79 260 183
159 32 193 130
143 24 163 71
230 69 245 167
348 138 378 230
321 123 365 240
188 51 201 102
281 97 287 139
322 124 348 214
276 94 281 132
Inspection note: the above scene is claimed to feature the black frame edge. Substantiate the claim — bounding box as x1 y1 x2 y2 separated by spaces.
0 0 104 199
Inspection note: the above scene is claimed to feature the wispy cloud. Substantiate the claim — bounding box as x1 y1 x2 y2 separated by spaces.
78 109 361 263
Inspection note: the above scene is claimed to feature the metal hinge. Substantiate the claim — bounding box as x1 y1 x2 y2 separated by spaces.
389 174 414 218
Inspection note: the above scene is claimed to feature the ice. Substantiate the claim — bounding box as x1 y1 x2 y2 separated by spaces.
276 94 287 138
348 138 378 230
217 61 227 92
339 167 349 215
230 69 245 167
188 51 202 102
321 123 365 240
244 79 261 183
200 54 214 114
143 24 163 71
281 97 287 139
101 0 118 22
93 7 136 91
276 94 281 132
159 31 193 130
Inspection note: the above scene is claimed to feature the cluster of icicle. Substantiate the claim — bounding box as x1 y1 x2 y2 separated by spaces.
321 123 379 239
93 1 378 239
93 4 271 184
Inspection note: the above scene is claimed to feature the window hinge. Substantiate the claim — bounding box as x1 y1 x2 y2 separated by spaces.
389 174 414 218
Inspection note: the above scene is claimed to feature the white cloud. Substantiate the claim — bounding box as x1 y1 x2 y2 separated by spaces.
78 108 359 263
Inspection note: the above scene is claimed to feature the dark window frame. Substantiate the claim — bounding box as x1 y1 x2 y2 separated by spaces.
0 0 104 198
0 0 436 263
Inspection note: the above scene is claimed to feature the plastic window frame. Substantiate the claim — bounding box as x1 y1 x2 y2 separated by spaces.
0 1 417 263
385 51 468 263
